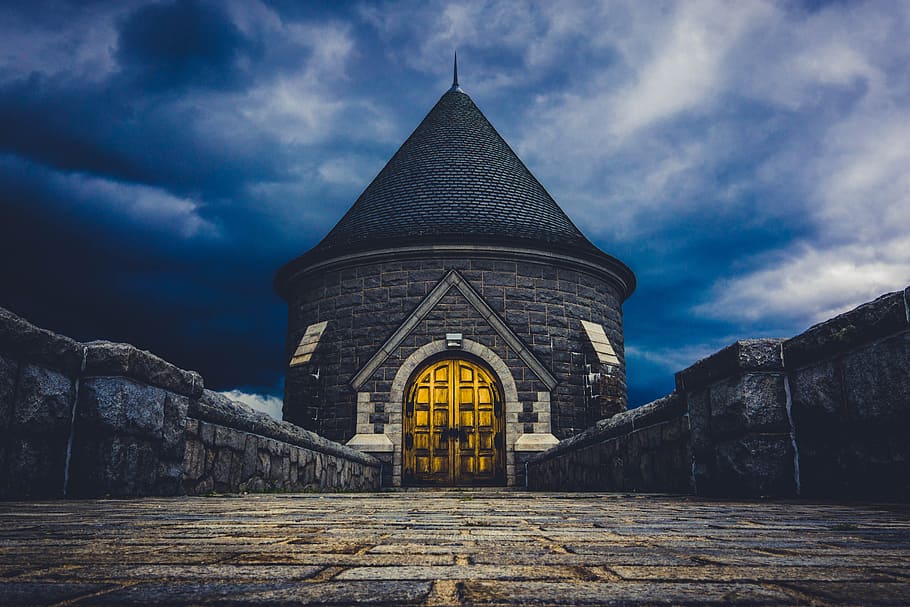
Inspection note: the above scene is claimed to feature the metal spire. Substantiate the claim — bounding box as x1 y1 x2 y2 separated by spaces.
450 51 462 92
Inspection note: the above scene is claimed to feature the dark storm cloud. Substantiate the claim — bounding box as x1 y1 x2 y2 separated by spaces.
0 62 285 199
0 0 336 396
116 0 256 91
2 0 908 412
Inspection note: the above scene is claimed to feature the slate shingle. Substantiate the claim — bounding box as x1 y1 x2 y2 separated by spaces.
308 89 601 257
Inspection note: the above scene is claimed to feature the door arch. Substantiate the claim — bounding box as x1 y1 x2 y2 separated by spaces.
403 357 505 486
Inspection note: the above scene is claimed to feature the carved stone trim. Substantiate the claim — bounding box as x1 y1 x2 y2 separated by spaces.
350 269 557 391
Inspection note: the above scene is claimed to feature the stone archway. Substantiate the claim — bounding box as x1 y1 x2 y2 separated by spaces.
386 339 521 486
402 357 504 486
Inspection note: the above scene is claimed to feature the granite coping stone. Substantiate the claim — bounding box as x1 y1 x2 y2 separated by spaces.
83 341 204 398
0 307 205 396
527 392 686 464
783 286 910 369
189 390 380 468
0 307 84 376
675 339 785 393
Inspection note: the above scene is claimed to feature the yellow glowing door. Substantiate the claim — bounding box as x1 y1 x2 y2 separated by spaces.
403 359 504 486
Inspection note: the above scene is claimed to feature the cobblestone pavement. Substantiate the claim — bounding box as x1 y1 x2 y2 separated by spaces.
1 490 909 606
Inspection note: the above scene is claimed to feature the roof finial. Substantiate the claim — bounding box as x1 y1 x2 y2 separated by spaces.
450 51 462 92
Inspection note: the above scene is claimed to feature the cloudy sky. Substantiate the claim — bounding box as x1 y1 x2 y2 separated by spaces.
1 0 908 414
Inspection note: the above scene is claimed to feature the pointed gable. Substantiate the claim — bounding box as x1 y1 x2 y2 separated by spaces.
350 270 557 391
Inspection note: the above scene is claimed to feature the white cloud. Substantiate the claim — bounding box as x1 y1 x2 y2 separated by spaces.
64 174 219 239
459 0 910 328
231 18 356 145
609 1 773 139
1 154 219 240
317 154 383 187
695 241 910 324
0 4 125 82
626 342 726 375
694 4 910 326
220 389 283 421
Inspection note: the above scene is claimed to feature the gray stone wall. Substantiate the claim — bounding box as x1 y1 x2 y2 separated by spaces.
784 288 910 500
676 339 796 497
182 391 379 494
528 285 910 500
526 393 692 492
0 308 83 498
284 255 627 443
0 307 380 499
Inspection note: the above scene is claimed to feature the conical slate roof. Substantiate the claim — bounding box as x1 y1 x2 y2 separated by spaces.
276 81 635 298
311 87 595 255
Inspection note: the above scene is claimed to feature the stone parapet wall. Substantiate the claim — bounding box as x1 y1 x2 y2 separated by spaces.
677 339 796 497
784 288 910 500
526 392 692 492
0 307 380 499
182 391 379 494
528 285 910 500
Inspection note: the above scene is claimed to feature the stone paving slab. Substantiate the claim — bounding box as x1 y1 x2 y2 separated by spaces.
0 491 908 606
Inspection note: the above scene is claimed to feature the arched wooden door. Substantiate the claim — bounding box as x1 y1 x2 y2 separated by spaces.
403 358 504 486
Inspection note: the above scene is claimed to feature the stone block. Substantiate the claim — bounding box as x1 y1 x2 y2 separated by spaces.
14 363 75 428
0 353 18 431
214 425 246 451
710 433 796 497
82 340 133 376
3 435 67 498
708 373 789 436
77 377 165 440
676 339 784 393
228 445 245 487
257 449 271 477
84 341 203 398
200 420 215 445
212 449 232 486
0 307 84 375
156 461 182 495
842 332 910 422
788 362 842 421
783 287 909 368
160 392 188 461
68 434 162 497
1 363 74 498
181 439 205 482
240 436 260 479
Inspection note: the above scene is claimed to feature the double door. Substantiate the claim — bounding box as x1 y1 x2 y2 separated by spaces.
403 358 504 485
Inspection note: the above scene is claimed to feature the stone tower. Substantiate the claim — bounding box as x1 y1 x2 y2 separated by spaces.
275 65 635 486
